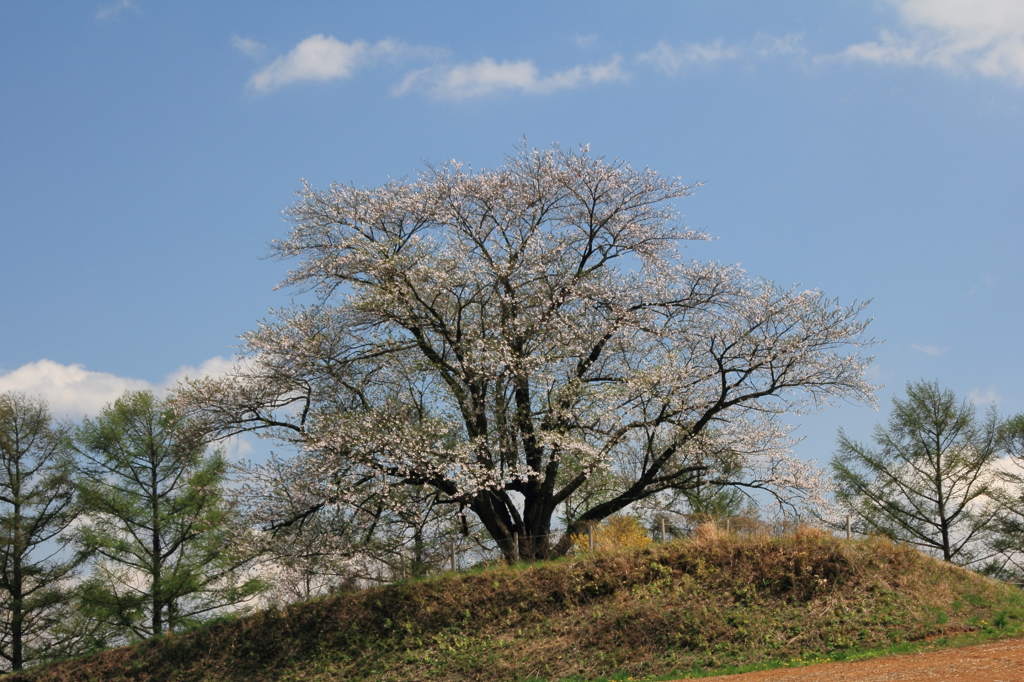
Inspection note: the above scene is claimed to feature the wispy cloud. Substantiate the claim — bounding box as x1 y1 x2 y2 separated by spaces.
967 276 996 297
95 0 136 21
394 55 628 99
249 35 443 93
0 357 235 419
251 31 800 99
232 36 266 60
637 34 803 75
834 0 1024 84
637 39 739 75
912 343 949 356
752 32 805 58
969 386 1002 405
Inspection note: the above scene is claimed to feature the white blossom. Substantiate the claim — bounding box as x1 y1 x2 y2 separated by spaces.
174 143 876 560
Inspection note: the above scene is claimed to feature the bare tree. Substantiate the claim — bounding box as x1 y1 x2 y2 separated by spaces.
176 144 875 562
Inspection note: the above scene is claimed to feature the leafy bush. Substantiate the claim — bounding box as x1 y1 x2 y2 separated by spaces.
570 515 652 554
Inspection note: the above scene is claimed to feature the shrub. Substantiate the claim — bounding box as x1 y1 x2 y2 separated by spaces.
571 515 652 554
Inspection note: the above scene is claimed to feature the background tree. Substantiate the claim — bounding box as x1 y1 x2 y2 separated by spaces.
74 391 263 640
176 144 875 562
0 393 79 672
636 447 759 536
1001 415 1024 455
570 515 651 554
981 414 1024 582
246 454 491 602
831 380 1001 564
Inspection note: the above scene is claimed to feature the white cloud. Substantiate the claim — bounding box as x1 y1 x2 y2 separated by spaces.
0 360 154 418
219 434 255 462
572 34 598 48
967 276 996 297
249 35 443 93
836 0 1024 83
249 34 623 99
164 356 238 387
95 0 136 21
636 34 803 76
969 386 1002 405
250 35 367 92
752 33 806 58
637 39 740 75
912 343 949 356
394 55 628 99
232 36 266 59
0 357 236 419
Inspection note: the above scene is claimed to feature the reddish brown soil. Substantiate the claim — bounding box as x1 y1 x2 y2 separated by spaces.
678 638 1024 681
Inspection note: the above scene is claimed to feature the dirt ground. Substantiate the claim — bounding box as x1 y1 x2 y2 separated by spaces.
678 638 1024 681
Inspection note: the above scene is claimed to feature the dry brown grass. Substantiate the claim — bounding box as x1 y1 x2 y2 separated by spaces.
14 530 1024 682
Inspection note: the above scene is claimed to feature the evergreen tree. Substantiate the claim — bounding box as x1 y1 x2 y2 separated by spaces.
831 380 1000 564
982 414 1024 582
74 391 262 639
0 393 79 672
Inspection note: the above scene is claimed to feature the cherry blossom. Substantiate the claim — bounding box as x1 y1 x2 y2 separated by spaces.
174 144 876 561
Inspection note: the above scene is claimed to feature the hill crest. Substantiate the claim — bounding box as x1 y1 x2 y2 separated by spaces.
16 527 1024 682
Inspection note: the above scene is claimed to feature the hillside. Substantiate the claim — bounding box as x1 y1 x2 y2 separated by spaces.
15 527 1024 682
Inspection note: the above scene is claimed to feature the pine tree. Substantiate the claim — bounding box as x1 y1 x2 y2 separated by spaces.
74 391 262 639
831 380 1000 564
0 393 79 671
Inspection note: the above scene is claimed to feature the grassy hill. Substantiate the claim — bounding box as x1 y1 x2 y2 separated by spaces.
15 526 1024 682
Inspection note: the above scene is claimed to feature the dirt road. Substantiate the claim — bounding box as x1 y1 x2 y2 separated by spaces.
681 638 1024 681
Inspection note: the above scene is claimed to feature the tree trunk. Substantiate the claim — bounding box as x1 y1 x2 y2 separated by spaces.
411 526 426 577
151 458 163 636
12 502 23 671
469 489 559 563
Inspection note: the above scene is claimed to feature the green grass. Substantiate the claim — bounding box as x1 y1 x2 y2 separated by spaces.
13 527 1024 682
571 628 1024 682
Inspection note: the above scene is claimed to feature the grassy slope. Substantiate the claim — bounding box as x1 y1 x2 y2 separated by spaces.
16 528 1024 682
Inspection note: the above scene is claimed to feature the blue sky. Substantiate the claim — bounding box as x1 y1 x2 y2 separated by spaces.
1 0 1022 466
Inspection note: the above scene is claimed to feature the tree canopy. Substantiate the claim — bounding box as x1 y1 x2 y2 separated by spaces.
0 393 79 671
176 144 875 561
74 391 262 638
831 380 1001 564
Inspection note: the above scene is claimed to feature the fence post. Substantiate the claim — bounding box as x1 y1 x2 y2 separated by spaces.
660 517 667 543
450 540 457 571
726 518 731 535
588 524 594 552
512 532 519 563
846 515 852 540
